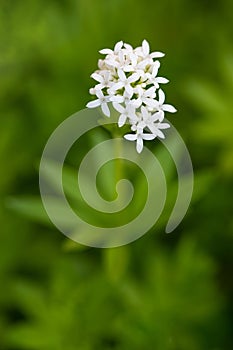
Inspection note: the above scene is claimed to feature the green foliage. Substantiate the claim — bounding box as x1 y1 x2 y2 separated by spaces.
0 0 232 349
3 239 226 350
185 52 233 174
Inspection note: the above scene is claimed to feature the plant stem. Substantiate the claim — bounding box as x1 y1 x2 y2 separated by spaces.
115 136 123 183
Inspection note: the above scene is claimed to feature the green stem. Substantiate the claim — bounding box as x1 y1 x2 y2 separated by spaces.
115 136 123 183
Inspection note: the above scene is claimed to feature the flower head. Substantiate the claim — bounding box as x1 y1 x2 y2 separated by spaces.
87 40 177 153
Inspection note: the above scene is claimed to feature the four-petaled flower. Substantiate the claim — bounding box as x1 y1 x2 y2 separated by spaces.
86 90 110 117
124 124 156 154
153 89 177 121
113 102 138 127
110 69 140 98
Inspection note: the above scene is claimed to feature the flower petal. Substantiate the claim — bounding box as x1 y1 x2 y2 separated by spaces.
86 99 101 108
128 73 140 83
144 86 156 97
155 77 169 84
151 112 161 122
158 110 165 121
137 59 148 69
158 89 166 104
110 95 125 103
155 129 165 138
118 114 127 127
118 69 126 81
142 40 150 56
144 98 158 108
113 102 125 113
114 40 123 52
158 123 170 129
99 49 113 55
124 134 137 141
124 65 135 72
91 73 103 83
131 98 142 108
96 90 104 99
152 62 160 77
94 83 104 90
136 136 144 153
141 105 149 118
130 53 138 66
142 133 156 140
101 102 110 117
124 43 133 51
150 52 165 58
105 59 119 68
125 84 134 96
162 104 177 113
110 81 124 91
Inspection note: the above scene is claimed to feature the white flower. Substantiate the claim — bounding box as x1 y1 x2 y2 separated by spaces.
113 102 137 127
124 124 156 153
105 50 128 69
99 40 123 55
145 62 169 89
135 106 170 138
139 106 160 131
91 71 113 90
87 39 177 152
152 122 170 139
86 90 110 117
134 86 157 108
123 52 139 72
110 69 140 97
153 89 177 121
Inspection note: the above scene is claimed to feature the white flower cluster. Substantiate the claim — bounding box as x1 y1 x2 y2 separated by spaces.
87 40 177 153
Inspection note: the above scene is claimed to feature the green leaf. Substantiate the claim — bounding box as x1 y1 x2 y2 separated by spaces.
6 196 50 225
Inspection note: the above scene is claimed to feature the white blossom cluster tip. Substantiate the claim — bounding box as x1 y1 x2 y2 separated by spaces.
86 39 177 153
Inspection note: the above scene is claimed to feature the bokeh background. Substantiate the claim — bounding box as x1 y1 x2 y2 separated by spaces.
0 0 233 349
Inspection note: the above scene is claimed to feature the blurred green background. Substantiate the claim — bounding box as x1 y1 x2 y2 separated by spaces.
0 0 233 349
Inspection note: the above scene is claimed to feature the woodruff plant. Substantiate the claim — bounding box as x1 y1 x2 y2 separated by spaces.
87 40 177 153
